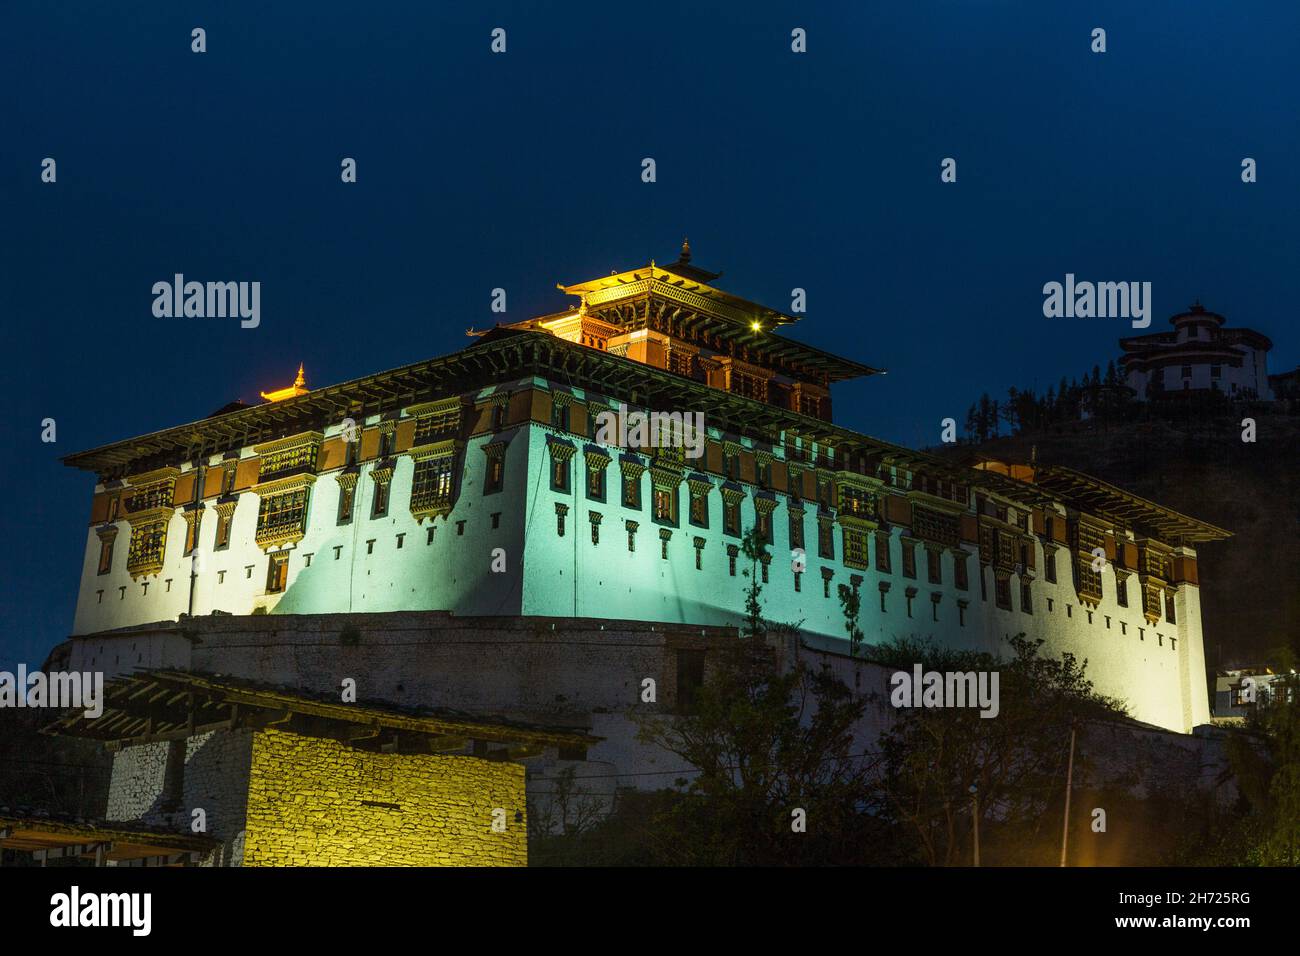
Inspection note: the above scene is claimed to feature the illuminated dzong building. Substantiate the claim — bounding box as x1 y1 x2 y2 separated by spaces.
43 243 1230 864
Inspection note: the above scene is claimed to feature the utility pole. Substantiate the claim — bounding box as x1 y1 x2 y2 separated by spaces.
1060 719 1078 867
970 783 980 867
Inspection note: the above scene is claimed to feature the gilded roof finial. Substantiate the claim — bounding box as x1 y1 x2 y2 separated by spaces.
260 364 311 403
681 237 691 262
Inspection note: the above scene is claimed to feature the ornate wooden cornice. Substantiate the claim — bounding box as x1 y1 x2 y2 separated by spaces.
253 430 323 457
253 473 317 497
409 438 463 462
686 474 713 497
547 438 577 462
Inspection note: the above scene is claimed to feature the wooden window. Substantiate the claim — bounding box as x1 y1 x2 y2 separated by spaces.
587 463 605 501
840 486 875 521
788 510 804 549
954 552 968 590
378 430 395 458
902 541 916 579
1045 550 1057 583
1020 579 1033 614
411 456 455 514
726 544 739 576
724 499 740 536
926 548 942 584
653 487 676 524
266 552 289 593
97 536 114 575
551 454 569 492
756 459 771 490
215 511 233 550
1165 589 1177 624
817 519 833 559
337 483 355 525
622 469 641 510
724 450 740 481
689 489 709 528
844 529 868 569
756 509 771 544
257 488 310 546
221 466 237 496
995 575 1012 610
484 454 505 494
876 532 891 573
1076 563 1103 602
370 479 390 519
551 400 570 431
556 503 568 537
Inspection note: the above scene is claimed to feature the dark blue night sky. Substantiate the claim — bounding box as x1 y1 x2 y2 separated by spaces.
2 1 1296 667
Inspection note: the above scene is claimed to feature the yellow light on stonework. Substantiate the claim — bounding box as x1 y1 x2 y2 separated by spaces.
750 321 762 332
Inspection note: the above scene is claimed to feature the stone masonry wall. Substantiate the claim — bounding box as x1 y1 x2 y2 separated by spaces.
242 728 528 866
104 729 253 866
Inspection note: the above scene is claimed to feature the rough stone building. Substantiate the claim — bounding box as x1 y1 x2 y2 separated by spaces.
41 671 596 866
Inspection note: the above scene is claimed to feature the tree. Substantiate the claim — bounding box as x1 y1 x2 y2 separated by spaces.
1221 650 1300 866
869 633 1124 866
740 527 767 640
636 636 878 864
634 525 878 865
977 393 993 443
838 581 864 657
